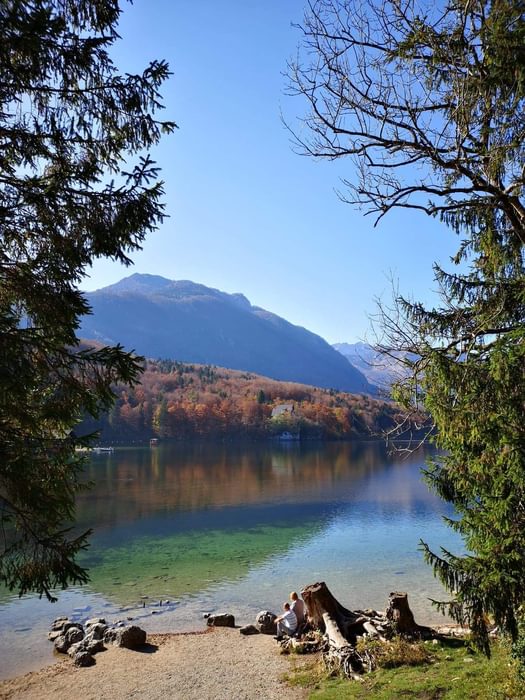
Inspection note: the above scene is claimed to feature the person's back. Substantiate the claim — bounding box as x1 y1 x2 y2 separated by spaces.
290 597 305 623
275 602 298 638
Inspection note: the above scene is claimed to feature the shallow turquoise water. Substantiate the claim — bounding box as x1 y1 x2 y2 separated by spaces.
0 441 461 679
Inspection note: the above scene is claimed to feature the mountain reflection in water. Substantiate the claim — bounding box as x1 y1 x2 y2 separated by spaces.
78 441 444 527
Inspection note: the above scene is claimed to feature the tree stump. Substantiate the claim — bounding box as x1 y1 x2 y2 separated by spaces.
386 592 430 638
302 581 368 641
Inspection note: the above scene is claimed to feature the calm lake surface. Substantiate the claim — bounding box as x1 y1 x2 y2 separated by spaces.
0 441 462 679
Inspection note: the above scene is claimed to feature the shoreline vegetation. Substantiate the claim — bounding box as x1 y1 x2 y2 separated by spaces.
79 359 419 444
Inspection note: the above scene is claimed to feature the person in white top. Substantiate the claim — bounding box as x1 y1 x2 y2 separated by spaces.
290 591 305 624
274 602 297 638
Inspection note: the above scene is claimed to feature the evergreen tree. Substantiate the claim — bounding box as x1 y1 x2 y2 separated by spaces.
290 0 525 651
0 0 175 599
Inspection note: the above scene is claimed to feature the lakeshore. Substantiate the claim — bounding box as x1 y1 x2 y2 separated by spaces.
0 628 308 700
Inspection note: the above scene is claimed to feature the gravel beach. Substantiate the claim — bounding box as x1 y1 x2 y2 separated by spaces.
0 628 309 700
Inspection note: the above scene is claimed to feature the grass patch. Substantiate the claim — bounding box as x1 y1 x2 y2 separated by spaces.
285 638 525 699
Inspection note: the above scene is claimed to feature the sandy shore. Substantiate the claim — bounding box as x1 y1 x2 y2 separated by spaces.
0 628 310 700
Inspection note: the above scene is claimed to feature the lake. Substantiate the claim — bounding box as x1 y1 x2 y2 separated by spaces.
0 441 461 679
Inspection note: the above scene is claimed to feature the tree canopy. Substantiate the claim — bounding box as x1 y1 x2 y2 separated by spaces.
289 0 525 652
0 0 175 599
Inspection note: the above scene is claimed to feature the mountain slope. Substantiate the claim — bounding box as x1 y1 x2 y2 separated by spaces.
333 341 410 389
80 274 375 394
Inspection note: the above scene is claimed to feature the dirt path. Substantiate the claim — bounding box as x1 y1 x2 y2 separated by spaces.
0 629 310 700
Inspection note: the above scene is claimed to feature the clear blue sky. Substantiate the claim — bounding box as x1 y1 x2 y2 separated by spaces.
84 0 460 345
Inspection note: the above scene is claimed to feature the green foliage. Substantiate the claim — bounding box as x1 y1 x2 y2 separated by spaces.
286 640 524 699
0 0 174 599
291 0 525 652
511 617 525 681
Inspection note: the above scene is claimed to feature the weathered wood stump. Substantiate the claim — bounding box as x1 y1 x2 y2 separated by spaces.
299 582 430 679
386 592 417 634
301 581 368 642
386 592 432 639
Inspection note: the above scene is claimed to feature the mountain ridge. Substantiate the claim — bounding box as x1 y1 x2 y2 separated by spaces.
80 274 376 394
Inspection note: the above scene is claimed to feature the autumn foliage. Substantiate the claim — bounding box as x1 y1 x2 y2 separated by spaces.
80 359 405 442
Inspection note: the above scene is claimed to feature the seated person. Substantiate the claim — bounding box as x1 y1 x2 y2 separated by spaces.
274 602 297 639
290 591 305 624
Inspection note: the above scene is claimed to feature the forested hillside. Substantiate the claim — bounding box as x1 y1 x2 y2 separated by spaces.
80 359 406 442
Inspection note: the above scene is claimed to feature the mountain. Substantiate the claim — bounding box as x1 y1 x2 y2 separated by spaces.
80 274 376 394
333 341 410 390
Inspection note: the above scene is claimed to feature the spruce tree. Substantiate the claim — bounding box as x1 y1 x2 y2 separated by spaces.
0 0 175 599
289 0 525 651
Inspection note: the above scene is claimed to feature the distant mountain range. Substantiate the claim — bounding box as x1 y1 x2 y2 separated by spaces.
80 274 376 394
333 341 410 390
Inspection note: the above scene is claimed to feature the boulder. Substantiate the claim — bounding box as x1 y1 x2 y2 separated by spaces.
48 630 63 642
83 637 105 655
239 624 259 636
85 617 106 627
85 623 107 640
53 635 69 654
50 617 69 631
110 625 147 649
61 622 84 635
54 626 84 654
73 651 96 667
206 614 235 628
50 619 82 634
103 628 118 644
255 611 277 635
68 637 105 657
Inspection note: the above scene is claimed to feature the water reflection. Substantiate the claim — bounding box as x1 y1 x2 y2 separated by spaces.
69 441 456 607
0 441 461 680
78 441 444 530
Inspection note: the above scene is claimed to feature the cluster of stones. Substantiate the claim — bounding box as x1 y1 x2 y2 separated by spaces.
48 617 147 667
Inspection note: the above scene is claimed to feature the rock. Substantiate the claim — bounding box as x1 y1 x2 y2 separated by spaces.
54 626 84 654
206 613 235 628
48 630 63 642
112 625 147 649
70 636 105 656
103 628 118 644
255 611 277 635
50 617 69 631
60 622 84 635
73 651 96 667
85 623 107 640
239 625 259 636
53 635 69 653
85 637 105 654
85 618 106 627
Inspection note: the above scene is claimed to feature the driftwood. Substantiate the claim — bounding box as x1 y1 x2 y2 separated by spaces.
299 582 431 680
